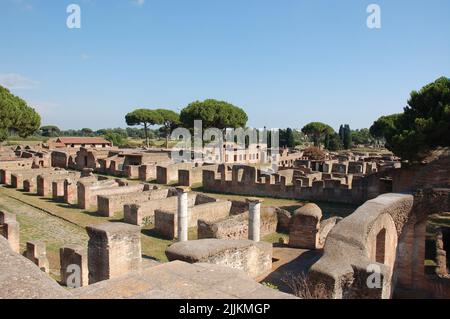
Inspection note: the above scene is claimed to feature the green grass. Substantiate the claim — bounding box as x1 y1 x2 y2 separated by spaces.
191 188 356 218
263 232 289 244
123 138 178 148
0 187 174 262
0 175 357 268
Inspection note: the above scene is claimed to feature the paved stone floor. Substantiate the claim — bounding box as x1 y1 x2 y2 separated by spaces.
0 186 87 279
259 245 322 294
72 261 297 299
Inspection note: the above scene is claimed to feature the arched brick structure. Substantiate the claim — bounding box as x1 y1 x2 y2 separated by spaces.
308 152 450 299
308 193 413 299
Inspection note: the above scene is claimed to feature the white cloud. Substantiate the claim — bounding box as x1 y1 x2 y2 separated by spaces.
132 0 145 6
0 73 39 90
10 0 33 11
81 53 90 61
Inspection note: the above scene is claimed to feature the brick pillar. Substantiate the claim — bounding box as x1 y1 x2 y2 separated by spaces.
0 211 20 253
289 203 322 249
395 221 415 289
86 222 142 284
60 245 88 287
37 175 47 196
25 241 50 273
247 198 263 242
64 179 77 205
412 221 426 290
77 182 89 209
176 187 190 242
52 181 64 199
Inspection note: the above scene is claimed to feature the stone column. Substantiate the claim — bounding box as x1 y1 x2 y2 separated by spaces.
247 198 263 242
176 187 190 242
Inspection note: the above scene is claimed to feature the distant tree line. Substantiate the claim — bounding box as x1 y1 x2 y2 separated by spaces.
37 126 164 147
5 76 447 163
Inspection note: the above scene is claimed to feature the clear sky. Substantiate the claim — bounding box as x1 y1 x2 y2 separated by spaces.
1 0 449 131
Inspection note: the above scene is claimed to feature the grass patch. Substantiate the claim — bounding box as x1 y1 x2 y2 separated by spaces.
263 232 288 244
0 187 176 263
192 189 356 218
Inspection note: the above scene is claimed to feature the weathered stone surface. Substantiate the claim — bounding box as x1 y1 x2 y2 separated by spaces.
0 237 70 299
318 216 342 249
77 179 121 210
97 187 165 218
308 193 414 299
60 245 89 287
155 200 231 239
96 184 148 217
72 260 296 299
197 207 278 240
123 188 183 226
166 239 273 279
87 222 142 284
289 203 322 249
25 241 50 273
0 211 20 253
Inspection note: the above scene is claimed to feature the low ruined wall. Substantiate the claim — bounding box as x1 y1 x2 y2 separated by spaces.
37 171 80 197
203 166 368 205
124 192 197 226
51 151 71 168
123 165 139 179
156 162 194 184
64 176 94 205
138 163 159 182
198 207 278 240
0 161 34 184
178 165 219 187
99 187 174 218
155 200 231 239
77 179 121 210
166 239 273 279
96 184 147 217
8 168 55 189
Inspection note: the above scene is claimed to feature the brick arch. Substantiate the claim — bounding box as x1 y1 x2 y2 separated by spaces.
366 213 398 269
308 193 413 299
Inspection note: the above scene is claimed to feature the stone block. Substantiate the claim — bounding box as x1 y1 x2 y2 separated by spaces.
289 203 322 249
86 222 142 284
25 241 50 273
60 245 89 287
166 239 273 279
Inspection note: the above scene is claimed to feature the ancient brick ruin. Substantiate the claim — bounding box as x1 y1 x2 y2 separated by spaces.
0 143 449 300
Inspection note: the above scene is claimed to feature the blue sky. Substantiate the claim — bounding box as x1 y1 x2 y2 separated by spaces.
1 0 449 131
